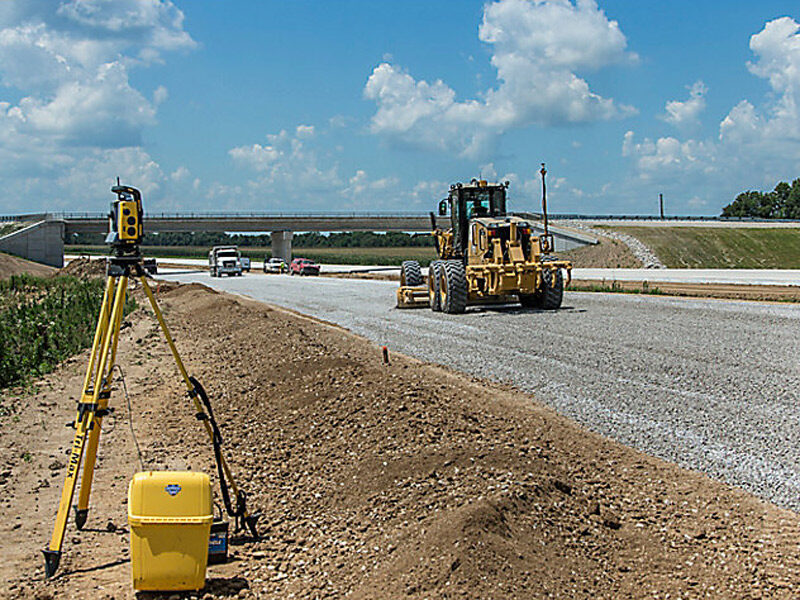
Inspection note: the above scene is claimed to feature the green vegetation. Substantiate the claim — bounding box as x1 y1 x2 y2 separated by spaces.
722 179 800 218
0 274 135 389
0 222 25 237
567 280 665 296
612 227 800 268
66 244 438 266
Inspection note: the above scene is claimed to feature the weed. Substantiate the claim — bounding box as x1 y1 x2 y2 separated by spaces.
0 274 136 389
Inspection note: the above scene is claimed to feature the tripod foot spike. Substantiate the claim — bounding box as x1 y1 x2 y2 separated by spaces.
42 549 61 579
74 507 88 530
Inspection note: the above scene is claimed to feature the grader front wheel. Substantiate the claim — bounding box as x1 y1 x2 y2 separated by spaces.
401 260 423 287
540 266 564 310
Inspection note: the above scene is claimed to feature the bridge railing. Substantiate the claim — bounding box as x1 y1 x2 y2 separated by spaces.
0 213 50 222
50 211 437 220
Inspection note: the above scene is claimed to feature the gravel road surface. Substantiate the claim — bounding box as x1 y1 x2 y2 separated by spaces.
162 271 800 510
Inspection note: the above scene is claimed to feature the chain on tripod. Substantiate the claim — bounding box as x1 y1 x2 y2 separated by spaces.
43 183 260 583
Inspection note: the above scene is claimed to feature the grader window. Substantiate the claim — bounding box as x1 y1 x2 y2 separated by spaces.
464 188 506 218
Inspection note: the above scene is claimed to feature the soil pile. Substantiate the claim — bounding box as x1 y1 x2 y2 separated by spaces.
3 284 799 598
561 236 642 268
59 256 107 279
0 252 56 280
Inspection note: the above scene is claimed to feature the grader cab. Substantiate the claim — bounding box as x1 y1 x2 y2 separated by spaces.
397 173 572 313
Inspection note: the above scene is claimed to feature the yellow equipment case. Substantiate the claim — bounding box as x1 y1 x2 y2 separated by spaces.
128 471 213 591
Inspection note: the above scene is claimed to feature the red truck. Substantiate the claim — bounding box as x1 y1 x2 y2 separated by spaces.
289 258 320 276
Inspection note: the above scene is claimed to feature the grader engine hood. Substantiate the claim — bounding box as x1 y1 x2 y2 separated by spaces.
470 216 536 265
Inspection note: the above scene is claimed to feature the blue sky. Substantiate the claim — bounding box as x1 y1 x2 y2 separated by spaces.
1 1 799 216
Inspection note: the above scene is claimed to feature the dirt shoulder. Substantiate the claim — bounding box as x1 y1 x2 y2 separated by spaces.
3 282 799 599
0 252 56 279
569 279 800 303
561 235 643 268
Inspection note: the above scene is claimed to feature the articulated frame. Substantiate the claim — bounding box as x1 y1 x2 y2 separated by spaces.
43 257 256 578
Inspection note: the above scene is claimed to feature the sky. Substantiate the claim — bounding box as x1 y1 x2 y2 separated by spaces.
1 0 800 216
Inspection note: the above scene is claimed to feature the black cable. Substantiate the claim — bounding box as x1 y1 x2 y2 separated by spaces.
113 364 145 472
189 376 245 521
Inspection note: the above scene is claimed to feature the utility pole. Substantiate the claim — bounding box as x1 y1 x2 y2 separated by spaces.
659 193 664 219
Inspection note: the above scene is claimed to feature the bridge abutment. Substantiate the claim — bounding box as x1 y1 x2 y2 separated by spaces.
0 218 64 267
271 230 292 262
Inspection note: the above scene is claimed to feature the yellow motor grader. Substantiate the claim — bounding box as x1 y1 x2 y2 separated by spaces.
397 167 572 313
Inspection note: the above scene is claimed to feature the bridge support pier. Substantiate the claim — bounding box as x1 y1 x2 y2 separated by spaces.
271 230 293 263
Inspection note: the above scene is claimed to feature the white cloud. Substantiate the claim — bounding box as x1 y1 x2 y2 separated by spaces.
622 17 800 210
57 147 164 199
622 131 714 177
720 17 800 146
364 0 637 157
170 165 189 181
153 85 169 105
227 125 459 210
341 169 399 199
0 1 195 211
229 143 281 171
56 0 196 62
229 127 341 203
661 80 706 130
295 124 315 138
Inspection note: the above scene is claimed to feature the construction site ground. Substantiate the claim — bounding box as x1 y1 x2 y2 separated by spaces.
0 252 56 280
2 280 799 599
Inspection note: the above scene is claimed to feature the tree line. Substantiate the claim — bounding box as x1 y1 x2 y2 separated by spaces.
69 230 434 248
721 179 800 219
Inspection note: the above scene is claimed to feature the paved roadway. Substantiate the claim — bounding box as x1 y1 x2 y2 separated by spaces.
158 269 800 511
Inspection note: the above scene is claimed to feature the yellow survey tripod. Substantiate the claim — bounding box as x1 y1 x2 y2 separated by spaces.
43 184 259 578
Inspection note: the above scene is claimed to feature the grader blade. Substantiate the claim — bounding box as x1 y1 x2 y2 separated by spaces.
396 286 429 309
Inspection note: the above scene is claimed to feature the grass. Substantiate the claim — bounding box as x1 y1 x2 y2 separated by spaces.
66 245 438 266
567 280 666 296
0 274 136 390
0 222 26 237
609 227 800 269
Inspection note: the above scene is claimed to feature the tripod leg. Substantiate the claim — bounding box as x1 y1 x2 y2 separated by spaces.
138 276 255 532
44 275 128 578
75 277 126 529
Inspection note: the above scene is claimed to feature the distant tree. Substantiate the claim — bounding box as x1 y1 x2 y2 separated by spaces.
786 179 800 219
721 179 800 219
721 190 764 218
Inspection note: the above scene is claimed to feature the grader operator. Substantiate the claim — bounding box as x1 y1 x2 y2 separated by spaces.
397 168 571 313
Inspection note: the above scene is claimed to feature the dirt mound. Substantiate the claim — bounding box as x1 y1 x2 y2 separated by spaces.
562 235 642 268
0 252 56 280
58 256 108 279
4 285 799 598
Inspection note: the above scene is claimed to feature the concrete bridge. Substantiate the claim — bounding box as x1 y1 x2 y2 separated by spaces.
0 211 597 267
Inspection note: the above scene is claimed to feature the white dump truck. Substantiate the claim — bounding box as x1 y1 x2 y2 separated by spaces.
209 245 243 277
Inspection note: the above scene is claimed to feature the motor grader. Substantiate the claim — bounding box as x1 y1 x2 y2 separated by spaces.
397 172 571 313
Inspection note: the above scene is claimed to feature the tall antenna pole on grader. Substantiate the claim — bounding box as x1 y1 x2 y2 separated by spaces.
540 163 549 238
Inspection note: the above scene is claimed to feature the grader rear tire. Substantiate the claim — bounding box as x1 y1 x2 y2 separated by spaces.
441 260 467 314
428 261 442 312
401 260 423 287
